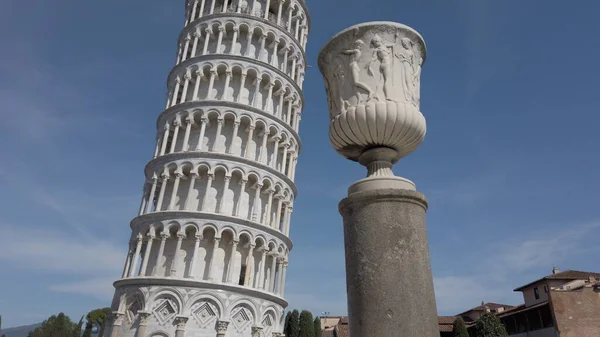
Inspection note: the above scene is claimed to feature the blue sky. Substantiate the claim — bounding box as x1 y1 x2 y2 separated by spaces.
1 0 600 328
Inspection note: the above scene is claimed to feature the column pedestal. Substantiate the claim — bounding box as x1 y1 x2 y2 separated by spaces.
338 188 438 337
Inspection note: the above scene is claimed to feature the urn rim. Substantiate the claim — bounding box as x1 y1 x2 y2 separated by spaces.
318 21 427 72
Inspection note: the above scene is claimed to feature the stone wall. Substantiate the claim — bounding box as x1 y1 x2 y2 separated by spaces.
551 286 600 337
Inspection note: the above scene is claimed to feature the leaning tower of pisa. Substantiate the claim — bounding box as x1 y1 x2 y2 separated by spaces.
106 1 309 337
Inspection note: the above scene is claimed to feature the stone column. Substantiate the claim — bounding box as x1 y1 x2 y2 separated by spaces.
169 118 181 154
206 237 220 281
244 244 255 286
159 123 171 156
196 117 208 151
318 22 438 337
257 248 267 289
182 115 193 151
170 233 185 276
222 70 232 100
212 118 224 151
193 70 203 100
237 71 247 103
227 240 238 283
252 326 263 337
109 312 124 337
228 121 240 154
268 253 277 292
276 0 285 25
155 174 169 211
153 233 169 276
243 125 255 159
216 26 225 53
171 77 181 107
202 28 212 55
139 234 155 276
216 320 230 337
168 172 183 210
200 173 214 211
135 311 151 337
121 244 133 278
188 234 202 278
175 316 189 337
217 176 230 213
179 73 191 103
129 234 143 277
184 173 199 210
279 261 288 296
264 189 274 225
181 35 191 61
231 27 239 55
234 179 247 217
251 183 262 221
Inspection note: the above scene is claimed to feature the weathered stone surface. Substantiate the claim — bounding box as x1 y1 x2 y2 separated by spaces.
339 188 439 337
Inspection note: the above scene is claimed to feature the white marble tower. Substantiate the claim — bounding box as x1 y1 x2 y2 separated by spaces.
106 1 309 337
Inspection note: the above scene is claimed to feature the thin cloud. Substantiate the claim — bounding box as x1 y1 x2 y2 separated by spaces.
0 225 124 274
50 277 117 300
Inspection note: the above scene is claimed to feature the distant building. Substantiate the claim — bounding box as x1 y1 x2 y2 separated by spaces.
319 268 600 337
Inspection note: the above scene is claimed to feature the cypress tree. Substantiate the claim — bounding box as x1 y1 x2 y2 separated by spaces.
82 322 93 337
284 311 292 337
475 313 508 337
74 316 84 337
285 310 300 337
452 317 469 337
313 317 322 337
298 311 314 337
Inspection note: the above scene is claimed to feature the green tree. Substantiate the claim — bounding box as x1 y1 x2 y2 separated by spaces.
285 310 300 337
475 313 508 337
298 311 314 337
82 322 93 337
313 317 322 337
28 313 80 337
75 316 84 336
85 307 111 337
452 317 469 337
284 311 292 334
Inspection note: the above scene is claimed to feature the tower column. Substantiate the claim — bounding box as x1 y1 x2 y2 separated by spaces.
251 183 263 222
226 240 238 283
269 253 277 292
188 235 203 278
207 237 221 281
231 27 239 55
153 233 169 276
201 173 214 211
228 121 240 154
217 176 231 213
139 234 155 276
243 125 255 159
121 244 133 278
257 248 267 289
129 234 143 277
168 172 183 210
182 115 193 151
169 118 181 154
192 70 203 100
202 28 212 55
184 173 199 210
264 189 274 226
195 117 208 151
235 179 247 217
237 72 247 103
155 174 170 212
170 233 185 276
244 244 255 286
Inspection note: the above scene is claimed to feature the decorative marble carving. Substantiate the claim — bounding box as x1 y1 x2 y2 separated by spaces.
216 320 230 334
318 21 427 192
251 326 263 337
175 315 189 330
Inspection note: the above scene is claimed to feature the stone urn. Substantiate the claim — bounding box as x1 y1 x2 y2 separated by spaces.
318 21 427 193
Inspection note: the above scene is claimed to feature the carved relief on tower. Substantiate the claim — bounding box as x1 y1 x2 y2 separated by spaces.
152 294 181 325
190 299 220 328
318 23 426 119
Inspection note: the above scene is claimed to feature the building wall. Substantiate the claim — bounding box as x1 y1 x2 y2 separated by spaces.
551 287 600 337
521 281 565 307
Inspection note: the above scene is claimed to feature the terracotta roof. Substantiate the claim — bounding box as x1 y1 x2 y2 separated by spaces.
324 316 461 335
334 317 349 337
457 302 515 316
438 316 456 332
497 301 548 318
514 270 600 291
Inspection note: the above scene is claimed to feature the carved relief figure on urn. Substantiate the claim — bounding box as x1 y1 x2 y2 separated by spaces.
318 22 427 193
